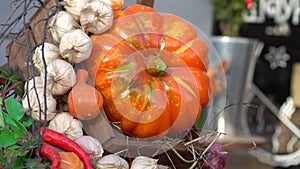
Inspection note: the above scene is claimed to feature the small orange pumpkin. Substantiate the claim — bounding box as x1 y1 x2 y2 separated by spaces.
68 69 104 120
58 152 84 169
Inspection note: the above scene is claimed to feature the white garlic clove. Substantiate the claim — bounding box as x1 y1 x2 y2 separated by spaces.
63 0 89 21
74 136 104 159
48 11 80 43
48 112 83 140
96 163 119 169
22 88 57 121
32 42 61 72
80 0 114 34
96 154 129 169
41 59 76 95
24 76 44 91
131 156 159 169
59 29 92 64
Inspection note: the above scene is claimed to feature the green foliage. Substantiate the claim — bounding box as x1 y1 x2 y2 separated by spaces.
0 65 43 169
5 97 25 121
25 158 47 169
0 97 39 169
18 133 41 152
0 65 25 97
211 0 256 36
0 97 31 147
0 130 18 146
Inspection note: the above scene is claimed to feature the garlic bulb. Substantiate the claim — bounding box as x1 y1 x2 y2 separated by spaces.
32 43 61 72
63 0 89 21
41 59 76 95
96 154 129 169
74 136 104 159
80 0 114 34
131 156 159 169
48 112 83 140
48 11 80 43
25 76 44 91
59 29 92 64
22 88 57 121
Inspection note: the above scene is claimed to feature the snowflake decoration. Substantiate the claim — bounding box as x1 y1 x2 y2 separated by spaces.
264 46 290 70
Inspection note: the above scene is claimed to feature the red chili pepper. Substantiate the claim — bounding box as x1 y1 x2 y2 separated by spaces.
0 78 6 85
40 127 94 169
40 143 61 169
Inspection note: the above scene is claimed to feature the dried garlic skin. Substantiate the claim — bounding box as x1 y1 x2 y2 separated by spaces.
63 0 89 21
59 29 92 64
22 88 57 121
74 136 104 159
41 59 76 95
48 11 80 43
131 156 159 169
32 43 61 72
96 154 129 169
48 112 83 140
25 76 44 91
80 0 114 34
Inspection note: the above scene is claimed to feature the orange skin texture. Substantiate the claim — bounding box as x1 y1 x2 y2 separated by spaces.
58 152 84 169
86 4 211 138
109 0 125 10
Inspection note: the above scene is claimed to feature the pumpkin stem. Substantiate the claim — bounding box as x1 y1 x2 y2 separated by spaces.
146 55 167 76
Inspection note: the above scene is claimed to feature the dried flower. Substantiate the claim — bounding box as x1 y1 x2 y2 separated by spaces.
202 143 227 169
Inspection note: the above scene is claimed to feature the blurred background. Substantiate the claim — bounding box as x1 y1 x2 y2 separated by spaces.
1 0 300 168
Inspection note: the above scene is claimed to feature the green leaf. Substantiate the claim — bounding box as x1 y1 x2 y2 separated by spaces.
4 114 27 137
5 149 28 161
7 145 21 150
12 157 25 169
14 81 25 98
21 116 32 127
0 66 23 82
5 97 25 121
9 74 23 82
10 78 25 98
0 98 5 128
11 119 27 138
0 130 17 147
4 114 18 128
0 66 14 80
0 66 25 97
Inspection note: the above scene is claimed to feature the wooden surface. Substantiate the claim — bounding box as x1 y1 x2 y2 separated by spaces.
7 0 59 78
136 0 155 7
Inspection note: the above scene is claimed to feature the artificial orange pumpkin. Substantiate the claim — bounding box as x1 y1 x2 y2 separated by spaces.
86 4 210 138
68 69 104 120
58 152 84 169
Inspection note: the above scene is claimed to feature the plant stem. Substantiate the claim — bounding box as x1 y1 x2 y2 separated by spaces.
166 142 196 163
1 81 21 111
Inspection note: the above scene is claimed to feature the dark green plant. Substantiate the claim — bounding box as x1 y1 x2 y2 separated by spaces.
0 97 43 169
0 65 25 98
211 0 255 36
25 158 47 169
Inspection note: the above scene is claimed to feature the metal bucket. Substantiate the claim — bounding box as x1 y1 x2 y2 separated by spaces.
210 36 264 143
